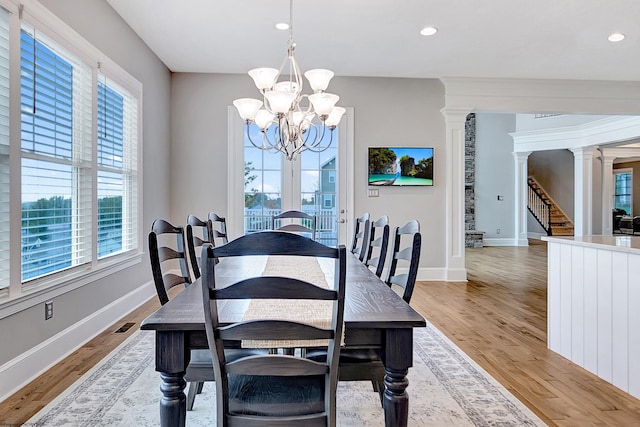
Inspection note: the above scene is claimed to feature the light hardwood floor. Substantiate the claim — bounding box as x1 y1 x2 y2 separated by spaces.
2 240 640 426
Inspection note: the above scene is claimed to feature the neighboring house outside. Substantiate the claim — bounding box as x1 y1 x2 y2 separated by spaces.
319 156 337 210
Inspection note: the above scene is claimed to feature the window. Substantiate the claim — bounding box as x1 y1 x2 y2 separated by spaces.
614 169 632 215
0 1 142 304
97 76 138 259
323 194 332 209
20 28 93 281
0 6 9 292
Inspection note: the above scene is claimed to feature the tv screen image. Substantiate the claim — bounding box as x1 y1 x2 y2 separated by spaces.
368 147 434 186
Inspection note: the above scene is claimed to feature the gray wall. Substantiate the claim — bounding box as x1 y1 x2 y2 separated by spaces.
474 113 517 241
528 150 575 218
170 75 447 270
0 0 171 364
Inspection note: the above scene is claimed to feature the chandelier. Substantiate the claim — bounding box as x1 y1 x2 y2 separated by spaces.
233 0 345 161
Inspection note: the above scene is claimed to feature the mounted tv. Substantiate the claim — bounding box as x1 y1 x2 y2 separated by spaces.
368 147 434 186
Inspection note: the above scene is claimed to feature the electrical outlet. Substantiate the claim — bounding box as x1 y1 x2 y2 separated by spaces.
496 228 501 234
45 301 53 320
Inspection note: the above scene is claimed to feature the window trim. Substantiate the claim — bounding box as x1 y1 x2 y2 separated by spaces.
0 0 144 315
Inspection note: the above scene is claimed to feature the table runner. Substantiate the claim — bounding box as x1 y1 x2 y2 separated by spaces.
241 255 333 348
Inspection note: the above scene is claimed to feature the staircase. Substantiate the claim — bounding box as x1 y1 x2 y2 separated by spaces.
528 177 574 236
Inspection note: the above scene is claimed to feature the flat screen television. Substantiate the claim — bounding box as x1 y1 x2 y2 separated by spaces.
368 147 434 186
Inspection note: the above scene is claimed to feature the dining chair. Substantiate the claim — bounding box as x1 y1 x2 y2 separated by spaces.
148 218 207 410
386 219 422 304
186 214 214 279
208 212 229 245
350 213 370 261
308 219 422 405
362 215 390 278
201 231 346 426
149 219 192 305
271 209 317 240
150 218 263 411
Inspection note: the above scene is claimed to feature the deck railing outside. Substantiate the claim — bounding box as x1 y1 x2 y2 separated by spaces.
244 208 338 245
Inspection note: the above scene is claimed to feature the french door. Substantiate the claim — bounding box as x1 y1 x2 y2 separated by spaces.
228 108 353 246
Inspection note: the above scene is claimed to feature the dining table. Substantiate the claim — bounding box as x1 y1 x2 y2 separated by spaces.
141 251 426 427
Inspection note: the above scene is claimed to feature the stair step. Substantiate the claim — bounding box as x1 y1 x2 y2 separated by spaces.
529 176 574 236
552 229 574 236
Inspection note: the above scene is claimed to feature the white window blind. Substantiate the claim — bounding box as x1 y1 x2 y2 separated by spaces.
97 73 137 259
0 6 9 291
20 25 93 283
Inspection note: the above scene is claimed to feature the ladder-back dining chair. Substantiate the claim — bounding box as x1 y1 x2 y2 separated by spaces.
186 214 214 279
201 231 346 426
308 218 421 405
208 212 229 245
386 219 422 304
350 213 370 261
363 215 390 278
148 218 209 410
150 218 263 411
271 210 317 240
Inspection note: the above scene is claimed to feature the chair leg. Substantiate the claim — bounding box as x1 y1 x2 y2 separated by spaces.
196 381 204 394
186 381 199 411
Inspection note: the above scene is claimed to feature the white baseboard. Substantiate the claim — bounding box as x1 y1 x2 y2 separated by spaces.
415 267 467 282
0 281 156 403
483 237 523 246
416 267 446 281
527 232 546 240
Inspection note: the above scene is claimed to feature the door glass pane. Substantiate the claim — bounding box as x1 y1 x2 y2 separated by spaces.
244 131 282 233
300 137 338 246
243 124 338 244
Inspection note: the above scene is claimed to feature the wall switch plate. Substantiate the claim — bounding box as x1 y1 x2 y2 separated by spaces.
368 188 379 197
45 301 53 320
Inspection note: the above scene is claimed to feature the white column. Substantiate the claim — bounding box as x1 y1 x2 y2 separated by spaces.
600 151 615 235
571 146 597 237
441 107 472 281
513 151 531 246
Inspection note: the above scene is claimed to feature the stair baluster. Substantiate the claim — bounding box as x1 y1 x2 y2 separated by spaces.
528 180 552 235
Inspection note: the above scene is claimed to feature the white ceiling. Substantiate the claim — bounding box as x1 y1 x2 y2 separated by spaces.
105 0 640 81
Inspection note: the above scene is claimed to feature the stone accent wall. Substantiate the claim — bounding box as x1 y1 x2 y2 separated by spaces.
464 113 484 248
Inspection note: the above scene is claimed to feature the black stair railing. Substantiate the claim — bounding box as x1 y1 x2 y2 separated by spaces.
528 181 552 235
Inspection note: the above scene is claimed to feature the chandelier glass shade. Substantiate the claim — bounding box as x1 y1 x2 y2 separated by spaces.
233 1 345 161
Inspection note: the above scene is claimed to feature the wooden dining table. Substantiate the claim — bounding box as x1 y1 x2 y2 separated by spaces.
141 252 426 427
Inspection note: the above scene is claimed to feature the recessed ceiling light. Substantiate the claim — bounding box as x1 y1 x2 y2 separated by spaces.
608 33 625 42
420 26 438 36
275 22 289 31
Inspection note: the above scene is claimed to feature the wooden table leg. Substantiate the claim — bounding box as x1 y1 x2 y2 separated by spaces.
156 331 190 427
382 328 413 427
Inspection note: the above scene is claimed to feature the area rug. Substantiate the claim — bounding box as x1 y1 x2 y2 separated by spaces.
27 322 546 426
